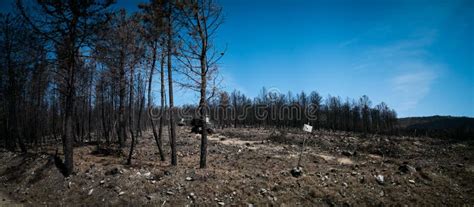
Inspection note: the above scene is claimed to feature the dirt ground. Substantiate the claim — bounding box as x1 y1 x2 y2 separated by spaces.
1 126 473 206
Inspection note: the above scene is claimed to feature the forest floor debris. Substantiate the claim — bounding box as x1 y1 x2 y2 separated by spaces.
0 127 473 206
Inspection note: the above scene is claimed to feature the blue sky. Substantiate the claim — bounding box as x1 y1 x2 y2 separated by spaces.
212 0 473 117
1 0 473 117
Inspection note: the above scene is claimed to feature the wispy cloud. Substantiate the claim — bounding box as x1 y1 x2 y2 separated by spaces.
370 29 437 59
347 27 438 71
342 27 443 115
339 24 393 48
380 30 440 113
338 37 359 48
220 68 248 94
392 69 438 111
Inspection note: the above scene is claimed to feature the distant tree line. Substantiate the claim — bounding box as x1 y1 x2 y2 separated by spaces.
397 116 474 140
180 88 398 134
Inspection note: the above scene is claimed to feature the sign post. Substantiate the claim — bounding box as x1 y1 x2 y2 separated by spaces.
291 123 312 177
298 123 312 167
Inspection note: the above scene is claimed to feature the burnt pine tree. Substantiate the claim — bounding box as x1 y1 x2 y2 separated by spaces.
176 0 224 168
0 13 30 153
123 14 145 165
95 10 144 150
139 0 167 161
17 0 113 176
164 0 179 166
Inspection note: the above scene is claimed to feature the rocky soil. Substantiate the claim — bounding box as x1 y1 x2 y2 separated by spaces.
1 127 473 206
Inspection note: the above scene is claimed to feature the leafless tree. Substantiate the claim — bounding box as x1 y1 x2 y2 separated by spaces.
95 10 144 152
176 0 224 168
139 0 167 161
166 0 179 166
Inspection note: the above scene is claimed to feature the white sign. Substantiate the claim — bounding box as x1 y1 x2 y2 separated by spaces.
303 124 313 133
205 117 210 123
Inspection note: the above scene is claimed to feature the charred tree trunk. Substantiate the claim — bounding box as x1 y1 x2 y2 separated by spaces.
127 67 136 165
148 41 165 161
62 46 77 177
158 51 166 159
118 51 126 148
88 65 93 142
136 73 144 137
167 5 177 165
198 24 208 169
199 75 208 168
100 82 109 145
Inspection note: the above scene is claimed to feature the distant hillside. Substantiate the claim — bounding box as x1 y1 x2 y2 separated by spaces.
397 116 474 139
